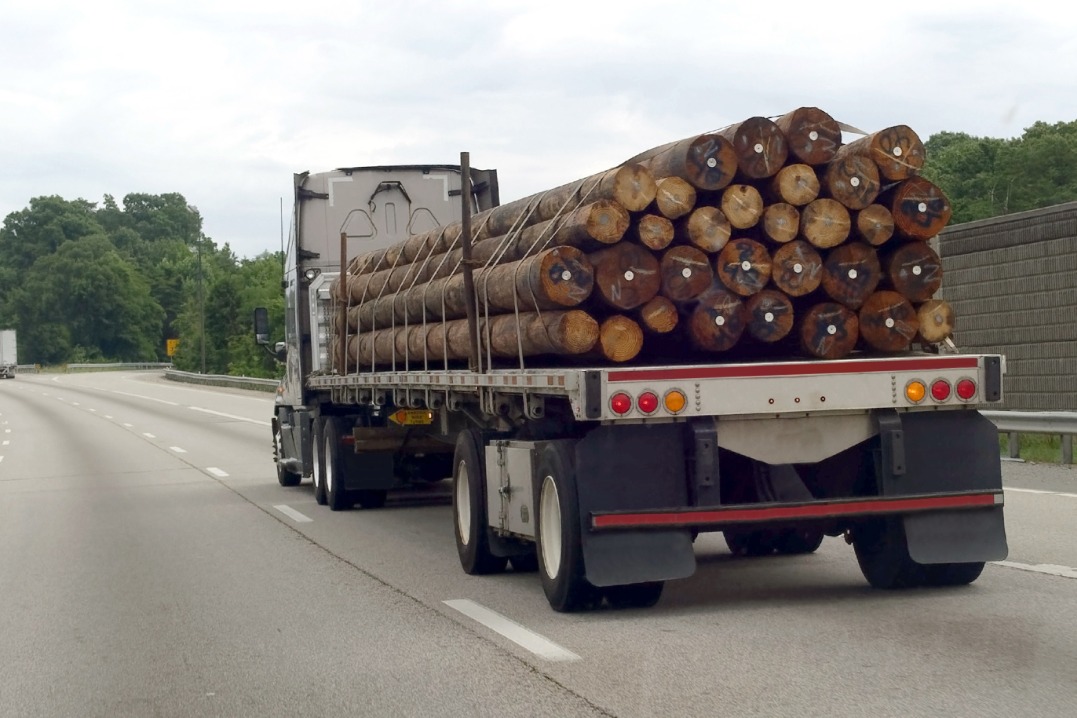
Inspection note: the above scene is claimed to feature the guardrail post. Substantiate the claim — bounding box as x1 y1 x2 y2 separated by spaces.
1007 432 1021 459
1064 435 1073 465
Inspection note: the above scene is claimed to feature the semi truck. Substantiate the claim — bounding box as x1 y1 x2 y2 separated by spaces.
0 329 16 379
256 162 1008 612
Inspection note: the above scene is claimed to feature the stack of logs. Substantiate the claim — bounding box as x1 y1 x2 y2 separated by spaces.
334 107 956 370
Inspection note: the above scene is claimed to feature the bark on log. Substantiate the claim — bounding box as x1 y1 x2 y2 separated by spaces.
591 315 645 363
800 198 851 249
882 241 943 302
821 241 882 309
675 206 731 254
688 283 746 352
771 240 823 297
633 214 675 251
858 291 919 352
822 155 881 211
885 177 952 241
638 296 679 334
716 238 772 297
834 125 925 182
769 163 820 206
745 289 795 343
721 184 764 230
718 117 789 179
659 246 714 302
853 205 896 246
916 299 955 343
588 242 661 311
653 176 698 219
773 107 842 165
625 134 739 191
798 302 859 360
761 203 800 244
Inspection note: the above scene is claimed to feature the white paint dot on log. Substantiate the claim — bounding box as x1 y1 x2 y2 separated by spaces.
707 157 718 168
681 268 693 278
754 143 764 154
827 325 837 335
624 270 635 281
848 269 858 279
893 147 903 157
912 265 922 276
741 261 752 271
764 312 775 322
793 263 803 273
850 177 861 187
885 318 895 328
715 316 726 326
561 270 572 281
809 131 819 141
918 202 928 212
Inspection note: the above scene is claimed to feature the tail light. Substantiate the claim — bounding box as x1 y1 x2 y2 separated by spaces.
956 379 977 401
610 392 632 415
930 379 952 402
637 391 659 414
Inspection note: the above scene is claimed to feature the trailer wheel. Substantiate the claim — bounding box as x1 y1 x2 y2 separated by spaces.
535 442 600 612
311 418 327 506
452 430 507 575
273 421 301 488
922 562 985 587
724 530 776 557
604 582 664 609
775 528 825 555
323 417 353 511
853 517 925 589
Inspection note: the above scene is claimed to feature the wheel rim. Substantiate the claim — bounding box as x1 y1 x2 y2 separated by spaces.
312 431 321 490
324 433 334 494
455 461 471 546
539 476 562 579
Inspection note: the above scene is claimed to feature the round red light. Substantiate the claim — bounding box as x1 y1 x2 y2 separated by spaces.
931 379 951 401
637 391 659 414
956 379 977 400
610 392 633 415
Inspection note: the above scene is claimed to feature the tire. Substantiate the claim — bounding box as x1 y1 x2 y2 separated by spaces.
452 429 507 575
323 417 353 511
853 517 925 589
311 417 327 506
775 528 825 555
508 552 539 573
273 421 302 487
354 489 388 509
923 562 986 587
724 529 776 557
534 442 600 612
604 582 664 609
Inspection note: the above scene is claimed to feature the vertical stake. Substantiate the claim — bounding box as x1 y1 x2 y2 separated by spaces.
460 152 482 373
339 231 348 375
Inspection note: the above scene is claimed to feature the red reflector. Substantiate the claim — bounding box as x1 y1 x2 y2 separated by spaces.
956 379 977 400
610 392 632 415
931 379 951 401
637 391 659 414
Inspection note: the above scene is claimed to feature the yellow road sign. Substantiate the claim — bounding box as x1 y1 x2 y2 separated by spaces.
166 338 180 357
388 409 435 426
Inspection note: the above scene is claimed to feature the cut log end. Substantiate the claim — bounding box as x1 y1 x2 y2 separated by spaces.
660 246 714 302
888 176 952 240
634 214 676 251
838 125 926 181
595 315 645 363
716 238 772 297
721 184 765 230
799 303 860 359
689 285 746 352
589 243 661 311
823 155 881 211
854 205 896 246
682 134 740 190
654 176 698 220
769 163 820 206
609 164 659 212
771 240 823 297
916 299 955 343
532 246 596 308
678 206 731 254
821 241 882 310
638 296 679 334
774 107 842 165
721 116 790 179
745 290 794 343
858 291 919 352
800 198 852 249
583 199 632 244
883 242 943 302
761 203 800 244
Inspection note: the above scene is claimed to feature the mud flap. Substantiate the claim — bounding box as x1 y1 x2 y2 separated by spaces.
904 507 1009 564
574 424 696 587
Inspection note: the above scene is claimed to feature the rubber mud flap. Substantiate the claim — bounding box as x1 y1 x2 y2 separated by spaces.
904 507 1008 564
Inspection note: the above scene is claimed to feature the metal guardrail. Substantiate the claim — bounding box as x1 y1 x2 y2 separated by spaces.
163 368 279 393
15 364 40 374
981 410 1077 464
66 362 174 372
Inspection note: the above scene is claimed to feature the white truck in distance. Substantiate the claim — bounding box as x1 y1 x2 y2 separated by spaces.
256 163 1009 612
0 329 16 379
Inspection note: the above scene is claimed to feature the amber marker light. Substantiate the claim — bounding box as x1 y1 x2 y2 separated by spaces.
664 389 687 414
905 380 926 403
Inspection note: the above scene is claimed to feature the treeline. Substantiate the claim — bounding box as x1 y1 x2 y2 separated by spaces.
0 193 284 377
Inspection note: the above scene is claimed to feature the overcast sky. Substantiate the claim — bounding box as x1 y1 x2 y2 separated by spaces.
3 1 1075 259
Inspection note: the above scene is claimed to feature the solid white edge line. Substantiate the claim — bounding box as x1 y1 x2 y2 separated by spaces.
273 505 313 523
206 467 229 477
992 560 1077 579
443 599 581 662
1005 487 1077 498
169 447 188 454
188 406 271 427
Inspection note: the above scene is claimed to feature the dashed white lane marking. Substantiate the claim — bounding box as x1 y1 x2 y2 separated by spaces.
170 447 187 454
105 415 113 419
108 390 179 406
992 561 1077 580
444 599 581 662
123 423 133 428
3 429 9 434
72 402 80 406
206 467 229 478
143 433 156 439
188 406 271 427
2 441 8 446
274 505 313 523
1006 487 1077 499
0 456 4 464
88 408 96 413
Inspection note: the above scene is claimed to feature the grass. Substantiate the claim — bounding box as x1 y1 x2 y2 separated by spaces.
998 433 1069 464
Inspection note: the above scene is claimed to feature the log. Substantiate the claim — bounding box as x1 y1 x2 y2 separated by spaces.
798 302 859 360
588 242 661 311
633 214 675 251
716 238 772 297
625 134 739 191
638 296 679 334
760 203 800 244
526 164 656 234
773 107 842 165
800 198 851 249
886 177 952 241
882 241 943 302
688 284 746 352
834 125 925 182
771 240 823 297
591 315 645 363
768 163 820 207
858 291 919 352
822 155 881 211
821 241 881 309
675 206 731 254
659 246 714 302
853 204 895 246
653 176 698 220
718 117 789 179
745 289 795 343
721 184 764 230
916 299 955 343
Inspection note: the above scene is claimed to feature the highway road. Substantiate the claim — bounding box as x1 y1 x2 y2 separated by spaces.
1 371 1074 717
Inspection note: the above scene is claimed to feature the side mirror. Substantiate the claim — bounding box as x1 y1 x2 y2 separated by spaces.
274 342 287 362
253 307 270 345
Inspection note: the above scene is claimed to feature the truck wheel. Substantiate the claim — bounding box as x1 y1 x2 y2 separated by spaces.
452 429 507 575
724 530 775 557
273 421 302 487
323 417 353 511
775 528 825 555
922 562 985 587
311 418 327 506
853 517 925 589
535 442 600 612
604 582 664 609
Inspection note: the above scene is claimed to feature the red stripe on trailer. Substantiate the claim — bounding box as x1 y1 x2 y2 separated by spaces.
591 492 1000 530
606 356 980 383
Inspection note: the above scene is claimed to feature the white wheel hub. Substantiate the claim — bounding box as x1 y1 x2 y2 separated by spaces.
456 461 472 546
539 476 562 579
324 433 334 494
